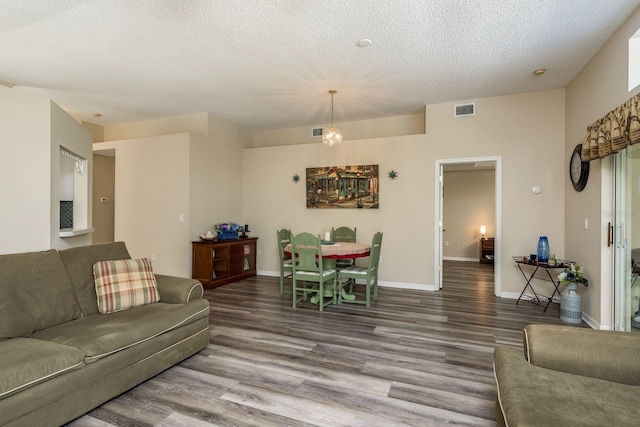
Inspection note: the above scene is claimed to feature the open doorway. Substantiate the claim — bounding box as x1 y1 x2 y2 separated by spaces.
92 149 115 243
434 157 502 295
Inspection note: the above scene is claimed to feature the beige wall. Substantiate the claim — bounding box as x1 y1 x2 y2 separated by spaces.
93 112 248 276
253 111 425 147
0 86 92 254
50 102 94 250
92 153 115 243
565 5 640 329
0 87 52 253
244 89 566 295
101 113 209 143
443 169 495 259
94 134 192 276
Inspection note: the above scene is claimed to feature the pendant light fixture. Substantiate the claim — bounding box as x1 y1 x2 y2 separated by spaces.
323 89 342 147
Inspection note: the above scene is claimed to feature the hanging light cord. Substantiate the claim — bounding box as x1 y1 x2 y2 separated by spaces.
329 89 337 127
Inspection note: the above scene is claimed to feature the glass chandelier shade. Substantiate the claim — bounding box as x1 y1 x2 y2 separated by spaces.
323 90 342 147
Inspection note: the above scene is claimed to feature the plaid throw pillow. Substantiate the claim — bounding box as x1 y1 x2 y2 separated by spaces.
93 258 159 314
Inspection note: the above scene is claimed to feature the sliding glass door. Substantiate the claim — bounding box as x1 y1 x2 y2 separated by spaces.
613 145 640 331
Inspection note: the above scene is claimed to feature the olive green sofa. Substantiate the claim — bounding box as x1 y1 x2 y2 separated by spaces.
494 324 640 426
0 242 210 427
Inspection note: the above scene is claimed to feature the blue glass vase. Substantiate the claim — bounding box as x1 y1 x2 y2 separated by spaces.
537 236 550 263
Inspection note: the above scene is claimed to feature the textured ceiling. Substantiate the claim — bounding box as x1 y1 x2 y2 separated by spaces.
1 0 639 130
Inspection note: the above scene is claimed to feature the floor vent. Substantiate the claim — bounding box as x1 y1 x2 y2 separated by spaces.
312 127 323 137
454 102 476 117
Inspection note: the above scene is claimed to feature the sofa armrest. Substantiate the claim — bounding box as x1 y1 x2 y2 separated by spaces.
524 324 640 385
155 274 204 304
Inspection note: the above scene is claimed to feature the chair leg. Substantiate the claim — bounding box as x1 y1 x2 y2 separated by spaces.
365 280 371 308
373 276 378 301
280 271 284 295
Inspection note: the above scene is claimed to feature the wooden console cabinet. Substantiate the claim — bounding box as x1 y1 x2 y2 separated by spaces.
192 237 258 288
479 238 494 264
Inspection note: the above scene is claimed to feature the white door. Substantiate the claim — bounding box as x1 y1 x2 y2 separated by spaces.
613 145 640 331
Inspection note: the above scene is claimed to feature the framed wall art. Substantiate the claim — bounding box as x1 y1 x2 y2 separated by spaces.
306 164 379 209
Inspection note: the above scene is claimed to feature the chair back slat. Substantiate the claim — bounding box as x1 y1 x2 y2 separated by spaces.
291 232 324 273
332 226 357 243
277 229 292 261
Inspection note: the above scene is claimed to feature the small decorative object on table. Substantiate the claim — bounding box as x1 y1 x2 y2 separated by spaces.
537 236 550 263
214 222 241 240
558 264 588 324
199 230 215 241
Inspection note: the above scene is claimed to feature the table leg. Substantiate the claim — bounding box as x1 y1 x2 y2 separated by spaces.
516 265 543 305
543 268 561 312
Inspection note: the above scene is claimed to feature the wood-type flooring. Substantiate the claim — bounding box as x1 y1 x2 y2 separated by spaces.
68 261 572 427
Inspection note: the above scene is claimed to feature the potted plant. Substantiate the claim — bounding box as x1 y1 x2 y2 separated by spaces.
558 264 588 324
558 264 589 288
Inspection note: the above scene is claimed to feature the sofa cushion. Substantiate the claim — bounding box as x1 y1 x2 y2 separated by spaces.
0 338 85 399
0 249 81 338
29 299 210 363
59 242 131 316
93 258 159 314
494 346 640 426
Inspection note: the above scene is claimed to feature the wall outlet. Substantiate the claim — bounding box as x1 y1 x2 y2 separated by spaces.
151 254 156 261
178 214 184 222
461 241 466 247
257 249 261 256
445 240 449 246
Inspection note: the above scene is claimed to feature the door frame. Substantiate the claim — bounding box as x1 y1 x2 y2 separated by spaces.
434 156 502 295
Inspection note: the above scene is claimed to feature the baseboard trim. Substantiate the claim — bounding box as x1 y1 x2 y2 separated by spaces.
443 256 478 262
258 271 435 291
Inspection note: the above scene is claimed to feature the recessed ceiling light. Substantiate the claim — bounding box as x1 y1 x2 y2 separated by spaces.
92 113 102 117
357 39 372 48
533 68 546 76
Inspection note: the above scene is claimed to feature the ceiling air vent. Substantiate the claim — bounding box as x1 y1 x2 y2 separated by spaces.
312 127 323 137
454 102 476 117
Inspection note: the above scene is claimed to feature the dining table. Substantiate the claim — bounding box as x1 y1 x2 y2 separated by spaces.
284 241 371 268
284 241 371 302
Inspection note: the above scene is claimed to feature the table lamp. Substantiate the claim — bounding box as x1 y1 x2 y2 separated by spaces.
480 225 486 239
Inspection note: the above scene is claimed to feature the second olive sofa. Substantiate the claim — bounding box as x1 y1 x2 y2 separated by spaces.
494 324 640 426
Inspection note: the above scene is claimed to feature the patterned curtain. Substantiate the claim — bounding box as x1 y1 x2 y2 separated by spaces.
581 93 640 161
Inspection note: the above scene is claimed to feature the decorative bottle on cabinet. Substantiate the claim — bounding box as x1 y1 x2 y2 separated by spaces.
537 236 550 263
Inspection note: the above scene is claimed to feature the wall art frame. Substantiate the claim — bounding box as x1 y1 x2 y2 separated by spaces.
306 164 379 209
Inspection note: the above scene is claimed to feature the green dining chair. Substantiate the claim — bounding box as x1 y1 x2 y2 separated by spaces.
331 226 356 242
331 226 357 269
291 232 336 312
337 231 383 307
276 229 293 295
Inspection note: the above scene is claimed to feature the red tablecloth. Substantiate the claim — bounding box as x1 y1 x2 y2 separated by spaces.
285 242 370 259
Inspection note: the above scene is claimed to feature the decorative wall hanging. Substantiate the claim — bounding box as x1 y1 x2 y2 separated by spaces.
388 170 399 180
293 174 300 183
306 164 379 209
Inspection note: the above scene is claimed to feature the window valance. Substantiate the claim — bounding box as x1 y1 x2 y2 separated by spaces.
581 93 640 161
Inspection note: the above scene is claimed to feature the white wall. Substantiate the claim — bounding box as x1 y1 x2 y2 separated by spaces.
244 89 566 295
565 5 640 329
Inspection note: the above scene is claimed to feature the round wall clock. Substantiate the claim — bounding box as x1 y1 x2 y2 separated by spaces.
570 144 589 192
